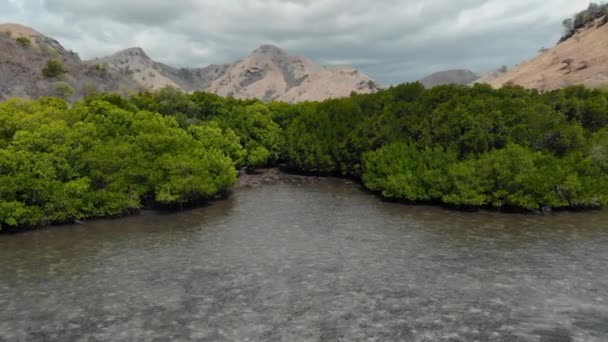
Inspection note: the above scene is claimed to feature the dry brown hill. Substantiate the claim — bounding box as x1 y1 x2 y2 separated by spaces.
205 45 382 102
0 23 382 102
93 47 228 92
489 17 608 90
98 44 383 102
0 23 136 100
94 48 181 91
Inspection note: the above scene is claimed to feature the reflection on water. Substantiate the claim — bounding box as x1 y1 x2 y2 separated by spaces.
1 173 608 341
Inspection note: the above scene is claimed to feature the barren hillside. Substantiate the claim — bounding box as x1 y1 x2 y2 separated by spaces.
205 45 382 102
489 17 608 90
93 48 228 92
0 23 135 100
0 23 382 103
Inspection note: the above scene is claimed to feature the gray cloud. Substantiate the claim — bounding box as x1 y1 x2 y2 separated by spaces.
44 0 196 25
0 0 590 83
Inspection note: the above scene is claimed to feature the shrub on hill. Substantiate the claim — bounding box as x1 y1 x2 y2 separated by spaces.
561 2 608 42
15 37 31 47
52 82 74 99
42 59 67 78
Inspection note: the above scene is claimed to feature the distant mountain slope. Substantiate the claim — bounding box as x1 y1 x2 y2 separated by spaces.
205 45 382 102
93 47 228 92
489 16 608 90
470 69 507 86
0 23 382 102
98 44 382 102
419 69 479 88
93 48 182 90
0 23 135 100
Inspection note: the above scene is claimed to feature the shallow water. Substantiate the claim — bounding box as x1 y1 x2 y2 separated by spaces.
1 174 608 341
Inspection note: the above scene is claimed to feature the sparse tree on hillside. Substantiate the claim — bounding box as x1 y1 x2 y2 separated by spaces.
562 18 574 32
16 37 31 47
53 82 74 99
83 82 98 97
94 64 107 73
563 2 608 38
42 59 67 78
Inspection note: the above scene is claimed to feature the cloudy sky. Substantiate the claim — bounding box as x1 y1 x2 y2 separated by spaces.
1 0 591 84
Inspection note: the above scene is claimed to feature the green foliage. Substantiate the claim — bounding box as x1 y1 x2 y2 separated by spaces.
42 59 67 78
2 81 608 231
188 121 246 168
132 88 283 169
0 97 237 231
83 82 98 97
52 82 74 99
15 37 31 47
362 143 456 201
240 103 283 168
94 64 107 73
283 84 608 211
561 2 608 41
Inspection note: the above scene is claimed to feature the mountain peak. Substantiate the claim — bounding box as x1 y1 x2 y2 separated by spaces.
252 44 287 56
0 22 74 58
115 47 149 59
0 23 42 38
0 23 382 103
488 16 608 91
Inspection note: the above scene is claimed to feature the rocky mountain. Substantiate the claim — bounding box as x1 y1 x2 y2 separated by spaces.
419 69 479 88
0 23 135 101
204 45 382 102
92 47 227 92
98 44 382 102
0 23 382 102
489 16 608 90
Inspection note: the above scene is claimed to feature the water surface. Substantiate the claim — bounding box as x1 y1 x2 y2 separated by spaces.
1 173 608 341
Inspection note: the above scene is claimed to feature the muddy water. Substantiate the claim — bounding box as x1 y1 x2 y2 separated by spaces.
1 172 608 341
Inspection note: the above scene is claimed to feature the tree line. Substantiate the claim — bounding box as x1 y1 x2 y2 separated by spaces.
2 83 608 231
561 2 608 42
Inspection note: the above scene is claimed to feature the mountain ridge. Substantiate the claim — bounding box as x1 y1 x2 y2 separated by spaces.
0 23 135 101
488 16 608 90
0 23 382 102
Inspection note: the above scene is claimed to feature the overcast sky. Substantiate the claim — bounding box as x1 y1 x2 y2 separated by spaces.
1 0 591 84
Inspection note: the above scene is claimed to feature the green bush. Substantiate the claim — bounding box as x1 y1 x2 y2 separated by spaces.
94 64 107 73
283 84 608 211
15 37 31 47
3 81 608 231
83 82 97 97
42 59 67 78
53 82 74 99
561 2 608 39
0 97 238 231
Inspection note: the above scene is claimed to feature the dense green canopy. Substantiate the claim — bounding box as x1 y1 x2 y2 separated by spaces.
2 83 608 231
283 84 608 210
0 96 240 230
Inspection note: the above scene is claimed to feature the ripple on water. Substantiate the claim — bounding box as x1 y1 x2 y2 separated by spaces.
1 173 608 341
